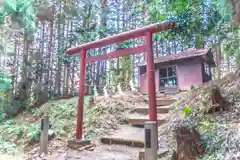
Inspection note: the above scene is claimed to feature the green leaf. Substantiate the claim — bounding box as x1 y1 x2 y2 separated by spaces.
224 10 232 21
4 0 17 12
184 107 192 118
17 128 24 138
159 15 165 20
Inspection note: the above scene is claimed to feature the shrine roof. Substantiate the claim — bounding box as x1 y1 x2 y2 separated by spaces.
138 48 214 66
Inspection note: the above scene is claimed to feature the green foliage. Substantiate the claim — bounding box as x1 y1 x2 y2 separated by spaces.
198 117 217 134
183 106 192 118
213 0 232 21
0 111 6 122
146 0 240 65
0 140 17 155
197 116 234 160
0 73 15 121
26 124 40 141
0 73 12 92
222 27 240 66
93 86 98 97
0 0 37 36
46 98 77 139
0 94 129 155
108 41 133 85
84 96 90 104
200 150 225 160
0 118 43 154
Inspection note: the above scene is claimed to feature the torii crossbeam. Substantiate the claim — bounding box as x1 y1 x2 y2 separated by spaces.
66 21 176 144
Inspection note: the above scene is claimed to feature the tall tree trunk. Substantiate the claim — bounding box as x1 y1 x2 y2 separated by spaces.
55 1 63 97
96 0 108 90
19 33 30 102
122 2 132 83
63 19 72 96
46 22 54 97
215 43 222 80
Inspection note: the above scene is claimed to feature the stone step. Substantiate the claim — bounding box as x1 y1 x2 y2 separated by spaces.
153 98 176 106
157 98 176 106
133 106 170 114
127 114 169 126
101 125 144 148
139 150 170 160
101 137 144 148
143 94 168 98
143 94 171 99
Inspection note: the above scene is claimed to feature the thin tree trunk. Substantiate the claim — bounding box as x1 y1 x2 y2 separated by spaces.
47 22 54 97
44 22 54 99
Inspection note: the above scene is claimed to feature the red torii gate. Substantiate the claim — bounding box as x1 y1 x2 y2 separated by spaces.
66 21 176 142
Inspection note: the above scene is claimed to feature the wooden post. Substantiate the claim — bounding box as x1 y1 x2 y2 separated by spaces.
40 116 49 155
144 121 158 160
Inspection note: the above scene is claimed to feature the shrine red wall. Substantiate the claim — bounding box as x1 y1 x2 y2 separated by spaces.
139 69 159 93
176 57 203 90
139 57 204 93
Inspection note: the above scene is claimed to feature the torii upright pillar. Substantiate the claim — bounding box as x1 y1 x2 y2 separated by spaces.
145 32 157 123
76 49 87 140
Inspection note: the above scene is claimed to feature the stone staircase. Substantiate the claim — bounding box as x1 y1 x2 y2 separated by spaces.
100 94 176 159
133 105 170 114
127 113 170 126
127 97 175 126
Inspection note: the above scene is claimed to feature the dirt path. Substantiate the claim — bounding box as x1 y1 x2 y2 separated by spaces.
61 144 140 160
0 154 24 160
26 145 140 160
1 145 140 160
107 125 144 141
24 140 141 160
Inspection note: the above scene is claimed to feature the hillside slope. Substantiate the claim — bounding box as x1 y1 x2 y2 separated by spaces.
158 70 240 160
0 92 147 156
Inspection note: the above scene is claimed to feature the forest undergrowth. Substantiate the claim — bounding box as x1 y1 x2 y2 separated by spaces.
0 92 146 156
